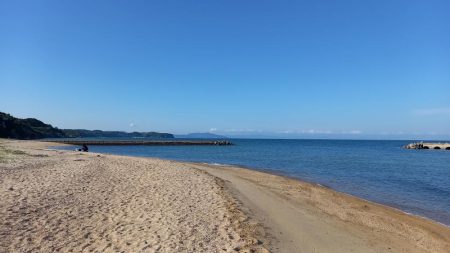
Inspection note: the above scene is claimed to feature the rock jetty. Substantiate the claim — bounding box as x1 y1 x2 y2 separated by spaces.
42 140 233 146
404 142 450 150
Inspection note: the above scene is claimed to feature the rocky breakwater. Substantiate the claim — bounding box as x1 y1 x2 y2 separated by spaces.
404 142 450 150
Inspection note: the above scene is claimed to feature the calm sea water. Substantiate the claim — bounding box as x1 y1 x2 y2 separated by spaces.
55 139 450 226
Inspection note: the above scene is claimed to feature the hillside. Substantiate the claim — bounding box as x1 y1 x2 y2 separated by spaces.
0 112 174 140
0 112 66 139
63 129 173 139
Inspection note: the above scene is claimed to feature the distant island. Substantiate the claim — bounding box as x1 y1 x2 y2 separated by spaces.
0 112 174 140
175 132 228 139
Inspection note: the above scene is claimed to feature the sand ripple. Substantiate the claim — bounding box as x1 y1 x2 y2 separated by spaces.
0 142 267 252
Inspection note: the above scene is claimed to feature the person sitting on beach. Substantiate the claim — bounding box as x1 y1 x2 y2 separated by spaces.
81 144 88 152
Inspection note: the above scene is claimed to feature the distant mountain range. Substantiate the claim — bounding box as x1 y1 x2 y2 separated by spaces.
174 132 228 139
0 112 173 140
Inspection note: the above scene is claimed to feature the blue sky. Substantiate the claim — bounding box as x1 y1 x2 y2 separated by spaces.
1 0 449 139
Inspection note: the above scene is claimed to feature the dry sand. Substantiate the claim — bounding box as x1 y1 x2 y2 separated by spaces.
0 140 267 253
1 139 449 253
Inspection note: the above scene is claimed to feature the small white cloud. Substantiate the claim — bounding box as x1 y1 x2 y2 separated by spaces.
209 128 217 132
223 128 262 133
277 130 294 134
129 123 135 127
413 107 450 116
277 129 363 135
342 130 362 134
301 129 332 134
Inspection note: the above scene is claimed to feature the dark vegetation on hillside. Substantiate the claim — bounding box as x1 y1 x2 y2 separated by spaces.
0 112 174 140
0 112 66 139
62 129 173 138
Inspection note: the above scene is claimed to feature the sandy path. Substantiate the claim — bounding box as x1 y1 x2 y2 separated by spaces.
0 140 267 252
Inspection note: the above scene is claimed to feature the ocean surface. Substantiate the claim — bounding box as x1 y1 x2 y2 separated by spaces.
55 139 450 226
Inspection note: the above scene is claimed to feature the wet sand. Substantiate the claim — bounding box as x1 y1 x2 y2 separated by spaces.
195 163 450 253
1 139 449 252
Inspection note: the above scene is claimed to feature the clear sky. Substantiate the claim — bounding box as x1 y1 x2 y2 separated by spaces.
1 0 449 139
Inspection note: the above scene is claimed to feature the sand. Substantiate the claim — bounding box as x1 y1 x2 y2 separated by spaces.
0 140 267 252
195 164 450 253
1 139 449 253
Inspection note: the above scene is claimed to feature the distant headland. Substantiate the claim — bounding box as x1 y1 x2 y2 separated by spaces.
0 112 173 140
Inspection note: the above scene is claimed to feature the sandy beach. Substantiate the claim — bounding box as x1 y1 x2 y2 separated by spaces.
1 139 449 253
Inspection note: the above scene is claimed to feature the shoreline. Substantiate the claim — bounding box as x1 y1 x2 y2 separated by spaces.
192 162 450 253
1 139 449 252
198 161 450 229
1 139 270 252
50 144 450 227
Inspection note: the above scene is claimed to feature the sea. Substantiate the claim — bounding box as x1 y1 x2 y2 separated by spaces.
54 139 450 226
